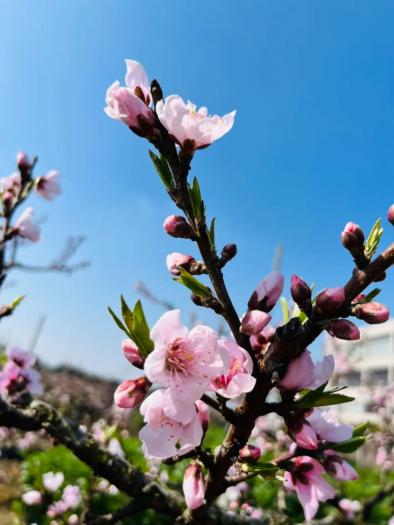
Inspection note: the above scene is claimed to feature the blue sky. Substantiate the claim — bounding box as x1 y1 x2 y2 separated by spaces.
0 1 393 378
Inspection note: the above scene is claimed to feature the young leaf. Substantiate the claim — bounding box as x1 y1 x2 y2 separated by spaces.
120 295 134 333
352 422 369 437
280 297 290 323
131 300 154 357
208 217 216 247
108 307 130 337
329 436 366 453
176 267 211 299
365 218 384 258
148 150 173 189
189 177 205 222
359 288 381 304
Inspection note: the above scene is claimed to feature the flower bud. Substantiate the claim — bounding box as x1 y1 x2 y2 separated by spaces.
248 271 284 312
327 319 360 340
183 462 206 510
196 399 209 432
315 287 345 316
163 215 195 239
240 310 271 335
122 339 144 368
341 222 365 250
221 243 237 262
114 377 150 408
388 204 394 226
166 252 196 276
354 302 389 324
239 444 261 463
291 275 312 310
249 325 275 351
16 151 32 171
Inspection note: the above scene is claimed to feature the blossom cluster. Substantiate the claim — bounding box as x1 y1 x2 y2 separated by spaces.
0 347 43 400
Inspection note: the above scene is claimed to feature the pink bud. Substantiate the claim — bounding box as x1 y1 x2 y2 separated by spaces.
388 204 394 226
248 271 284 312
196 399 209 431
163 215 195 239
341 222 365 249
291 275 312 309
183 462 206 510
315 287 345 316
122 339 144 368
240 310 271 335
16 151 31 170
239 444 261 462
114 377 150 408
354 302 389 324
327 319 360 340
166 252 196 276
249 324 275 351
36 170 61 201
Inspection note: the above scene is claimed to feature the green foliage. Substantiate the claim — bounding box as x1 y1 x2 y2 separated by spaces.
189 177 205 222
365 218 384 258
148 150 173 189
175 267 212 298
295 383 354 409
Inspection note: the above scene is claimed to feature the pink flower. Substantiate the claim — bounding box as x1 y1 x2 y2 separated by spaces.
183 462 206 510
355 301 389 324
139 389 204 459
113 377 150 408
122 339 144 368
248 271 284 312
292 421 318 450
62 485 82 509
14 207 41 242
239 444 261 462
166 252 196 276
22 490 42 505
1 172 21 210
283 457 335 521
280 350 334 391
0 361 43 397
68 515 79 525
388 204 394 226
339 498 361 519
47 500 68 518
240 310 271 336
249 324 275 351
8 347 36 368
43 471 64 492
156 95 235 150
324 450 358 481
212 339 255 398
108 437 125 459
306 409 353 443
124 60 151 105
36 170 61 200
195 399 209 431
144 310 223 402
16 151 32 170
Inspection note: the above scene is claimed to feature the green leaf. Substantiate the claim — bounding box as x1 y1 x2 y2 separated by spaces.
280 297 290 323
10 294 25 310
208 217 216 247
365 218 384 258
189 177 205 222
148 150 173 189
108 307 130 337
176 267 211 299
131 300 154 357
352 422 369 437
359 288 381 304
295 384 354 409
329 436 366 453
243 461 278 477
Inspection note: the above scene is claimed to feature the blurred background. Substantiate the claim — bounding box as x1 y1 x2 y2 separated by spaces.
0 0 393 380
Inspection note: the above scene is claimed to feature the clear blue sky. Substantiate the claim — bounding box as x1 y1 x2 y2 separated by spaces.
0 1 393 379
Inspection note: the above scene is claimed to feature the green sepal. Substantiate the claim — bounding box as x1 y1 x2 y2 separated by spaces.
176 267 211 299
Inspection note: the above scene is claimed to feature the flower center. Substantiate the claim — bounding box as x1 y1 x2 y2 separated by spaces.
165 338 193 375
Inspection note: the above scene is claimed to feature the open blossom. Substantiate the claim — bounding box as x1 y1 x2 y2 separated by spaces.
43 471 65 492
62 485 82 509
248 271 284 312
284 457 335 521
105 60 155 135
280 350 334 392
291 421 318 450
339 498 361 519
156 95 235 150
36 170 61 200
144 310 223 402
324 450 358 481
183 462 206 510
212 339 256 398
139 389 204 459
0 361 43 397
14 207 41 242
8 347 36 368
306 409 353 443
22 490 42 505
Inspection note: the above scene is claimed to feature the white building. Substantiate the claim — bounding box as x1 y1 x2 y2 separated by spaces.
324 319 394 423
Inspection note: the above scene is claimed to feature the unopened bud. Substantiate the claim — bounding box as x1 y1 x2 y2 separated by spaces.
341 222 365 250
315 287 345 316
195 399 209 432
122 339 144 368
387 204 394 226
249 325 275 351
163 215 195 239
290 275 312 311
240 310 271 335
16 151 32 171
166 252 196 276
248 271 284 312
327 319 360 340
113 377 150 408
183 462 206 510
239 444 261 463
221 243 237 262
354 302 389 324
